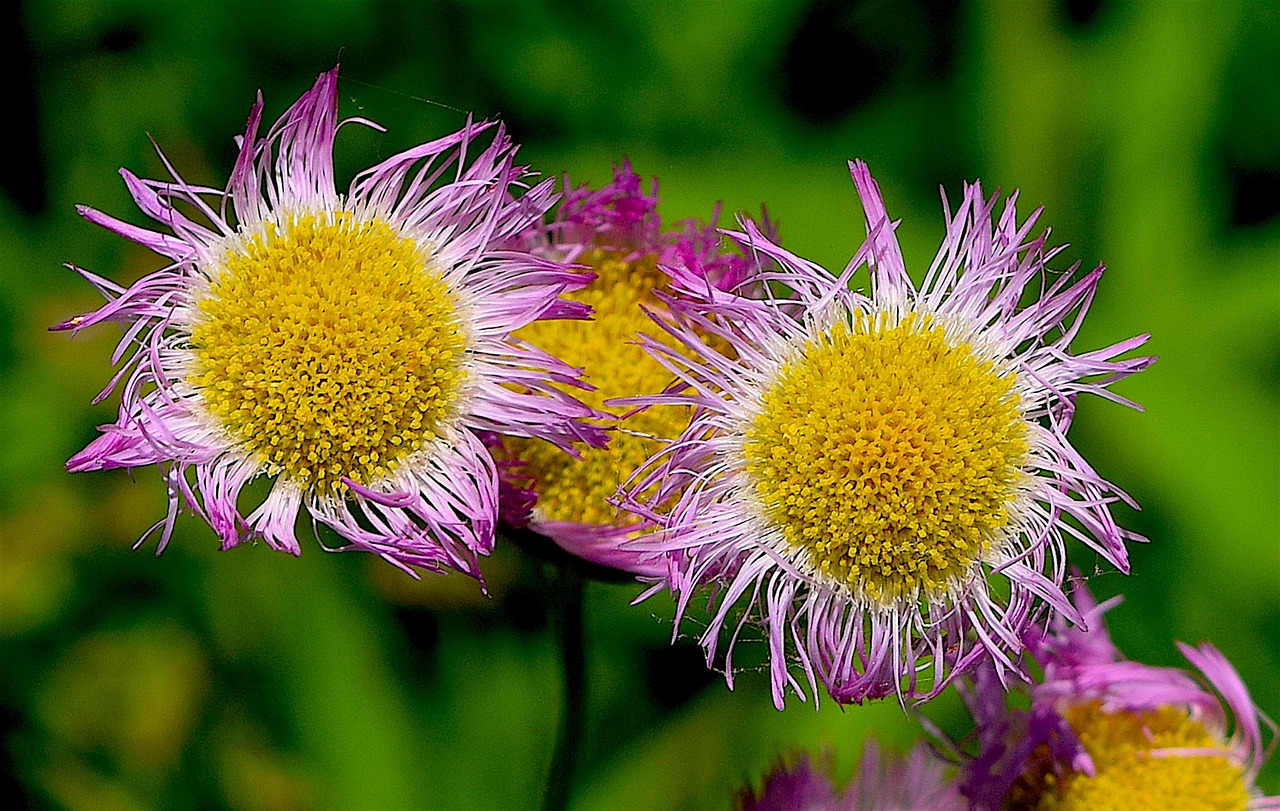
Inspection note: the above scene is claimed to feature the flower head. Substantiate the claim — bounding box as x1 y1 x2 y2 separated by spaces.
57 67 604 579
621 160 1153 707
493 162 758 574
736 741 964 811
960 578 1278 810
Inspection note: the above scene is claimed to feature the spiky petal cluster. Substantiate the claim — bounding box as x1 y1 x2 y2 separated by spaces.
550 161 761 292
492 162 761 574
959 578 1277 809
621 160 1153 707
57 67 604 579
736 742 964 811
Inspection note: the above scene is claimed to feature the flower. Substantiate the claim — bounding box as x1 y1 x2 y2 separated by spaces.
56 66 604 580
492 162 758 575
959 577 1278 810
621 160 1153 707
736 741 965 811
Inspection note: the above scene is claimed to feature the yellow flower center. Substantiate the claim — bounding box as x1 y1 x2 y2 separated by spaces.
1034 700 1250 811
190 213 467 493
508 250 689 528
743 313 1029 604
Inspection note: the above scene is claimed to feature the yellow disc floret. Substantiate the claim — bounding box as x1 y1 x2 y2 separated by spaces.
1036 700 1250 811
508 250 688 528
743 312 1029 605
190 213 466 493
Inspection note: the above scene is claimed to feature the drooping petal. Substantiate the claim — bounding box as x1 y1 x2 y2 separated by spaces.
60 65 601 579
620 161 1152 708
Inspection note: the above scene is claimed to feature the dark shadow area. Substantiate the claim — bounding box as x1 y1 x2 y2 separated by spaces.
780 0 958 125
0 0 47 215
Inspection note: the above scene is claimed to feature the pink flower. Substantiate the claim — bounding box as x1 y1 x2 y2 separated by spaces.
960 577 1278 809
738 741 964 811
621 161 1152 707
57 66 604 581
491 162 761 575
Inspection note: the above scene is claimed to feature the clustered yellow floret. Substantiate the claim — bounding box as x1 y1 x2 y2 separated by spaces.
190 213 466 492
509 250 690 527
744 313 1029 604
1034 700 1250 811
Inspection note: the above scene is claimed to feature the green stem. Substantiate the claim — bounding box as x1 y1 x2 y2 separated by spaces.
542 564 587 811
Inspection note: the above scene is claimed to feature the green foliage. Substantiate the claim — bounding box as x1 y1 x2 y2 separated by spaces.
2 0 1276 807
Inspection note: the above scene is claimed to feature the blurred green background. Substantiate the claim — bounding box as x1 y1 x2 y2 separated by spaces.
1 0 1277 808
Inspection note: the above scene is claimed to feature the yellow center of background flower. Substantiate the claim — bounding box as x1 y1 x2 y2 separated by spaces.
190 213 466 493
1035 700 1250 811
509 249 688 528
743 313 1028 604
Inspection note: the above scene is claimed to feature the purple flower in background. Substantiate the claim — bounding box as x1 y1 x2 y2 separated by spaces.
621 160 1152 708
737 741 964 811
492 162 759 575
960 577 1278 809
737 753 839 811
56 66 604 580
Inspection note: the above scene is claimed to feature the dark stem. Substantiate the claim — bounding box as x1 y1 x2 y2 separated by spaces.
542 564 587 811
500 521 638 585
